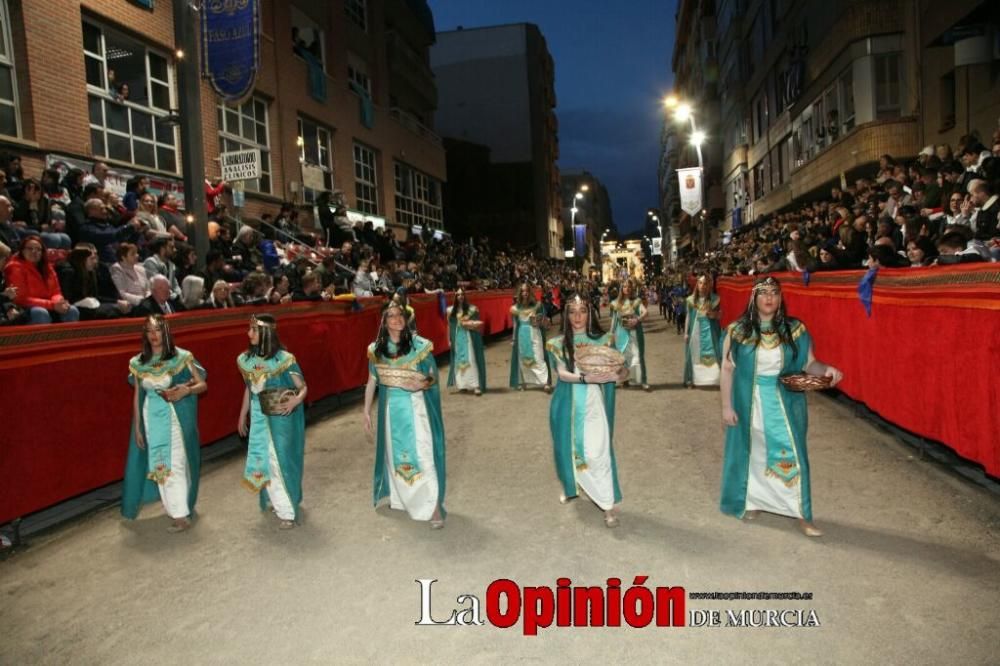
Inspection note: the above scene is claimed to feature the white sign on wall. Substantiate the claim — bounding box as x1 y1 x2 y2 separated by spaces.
221 148 261 182
678 167 703 216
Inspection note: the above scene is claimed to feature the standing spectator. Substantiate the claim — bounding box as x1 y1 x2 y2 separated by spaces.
968 179 999 244
204 176 227 219
3 153 25 202
3 234 80 323
82 160 110 190
157 192 188 241
41 168 72 207
122 175 149 212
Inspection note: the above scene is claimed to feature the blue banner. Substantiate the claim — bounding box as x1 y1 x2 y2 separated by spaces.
201 0 260 103
573 224 586 257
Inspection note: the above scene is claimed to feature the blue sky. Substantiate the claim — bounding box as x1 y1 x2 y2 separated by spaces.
429 0 677 233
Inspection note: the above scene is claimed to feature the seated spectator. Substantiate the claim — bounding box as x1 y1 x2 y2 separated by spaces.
292 271 326 301
180 275 205 310
936 229 985 264
110 242 150 307
867 243 908 269
268 273 292 305
122 175 149 212
143 236 181 299
56 243 130 320
135 192 170 237
207 280 242 308
0 195 21 250
241 271 271 305
175 242 199 284
814 243 842 271
906 237 937 267
41 168 71 207
13 178 71 250
3 153 25 202
232 226 263 275
2 234 80 323
135 274 185 316
352 257 374 297
0 241 26 325
78 198 142 263
968 179 999 244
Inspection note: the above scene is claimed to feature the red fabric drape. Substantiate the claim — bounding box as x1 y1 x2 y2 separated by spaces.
717 265 1000 478
0 291 517 523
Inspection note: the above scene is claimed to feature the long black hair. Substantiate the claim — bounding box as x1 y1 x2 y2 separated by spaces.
140 315 178 363
449 289 470 320
729 277 798 361
561 292 605 373
375 300 414 359
247 313 284 359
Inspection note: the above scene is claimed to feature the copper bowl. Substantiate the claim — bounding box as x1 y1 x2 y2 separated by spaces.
575 344 625 375
779 373 833 392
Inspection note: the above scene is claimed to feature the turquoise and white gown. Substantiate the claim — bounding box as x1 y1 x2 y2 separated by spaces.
121 349 204 520
509 304 549 387
720 319 814 521
546 333 624 510
369 336 447 521
745 345 803 517
684 294 722 386
238 350 306 522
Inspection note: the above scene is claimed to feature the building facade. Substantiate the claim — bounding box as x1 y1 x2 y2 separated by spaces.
431 23 562 258
703 0 999 236
0 0 446 236
560 169 613 265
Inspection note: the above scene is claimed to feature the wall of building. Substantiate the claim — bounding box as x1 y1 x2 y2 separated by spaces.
0 0 447 236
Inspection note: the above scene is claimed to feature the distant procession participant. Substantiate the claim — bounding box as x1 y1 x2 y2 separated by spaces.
446 288 486 396
509 282 551 392
719 277 843 537
546 293 629 528
122 315 206 532
684 274 722 387
392 288 417 333
364 300 447 529
609 278 650 391
237 314 308 529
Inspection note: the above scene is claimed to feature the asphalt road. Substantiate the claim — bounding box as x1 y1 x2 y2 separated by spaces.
2 315 998 664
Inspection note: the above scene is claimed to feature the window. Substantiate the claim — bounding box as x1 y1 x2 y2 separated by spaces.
297 117 333 204
345 0 367 32
353 143 378 214
839 67 855 133
83 21 177 171
394 162 442 229
290 6 325 70
217 97 271 193
823 86 839 142
0 0 19 137
874 53 902 119
347 54 371 97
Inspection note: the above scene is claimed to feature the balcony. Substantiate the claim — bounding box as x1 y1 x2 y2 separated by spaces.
389 107 442 145
385 30 438 109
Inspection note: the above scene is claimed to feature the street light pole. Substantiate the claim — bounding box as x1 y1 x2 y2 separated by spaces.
173 0 208 268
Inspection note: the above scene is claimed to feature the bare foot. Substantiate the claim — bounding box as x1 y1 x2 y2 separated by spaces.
166 517 191 533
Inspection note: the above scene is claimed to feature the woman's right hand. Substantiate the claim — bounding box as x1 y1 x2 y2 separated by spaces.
364 410 373 436
237 412 249 438
135 429 145 449
722 407 738 427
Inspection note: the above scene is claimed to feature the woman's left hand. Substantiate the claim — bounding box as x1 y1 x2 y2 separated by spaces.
278 395 301 415
824 366 844 387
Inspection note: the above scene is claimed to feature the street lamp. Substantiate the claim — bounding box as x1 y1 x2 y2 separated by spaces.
665 94 708 252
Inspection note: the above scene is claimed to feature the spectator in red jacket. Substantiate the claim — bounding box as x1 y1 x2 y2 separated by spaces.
2 234 80 323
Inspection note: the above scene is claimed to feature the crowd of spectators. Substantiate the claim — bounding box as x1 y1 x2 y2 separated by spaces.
700 131 1000 276
0 154 585 326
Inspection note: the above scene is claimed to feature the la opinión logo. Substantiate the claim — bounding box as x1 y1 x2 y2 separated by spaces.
415 577 686 635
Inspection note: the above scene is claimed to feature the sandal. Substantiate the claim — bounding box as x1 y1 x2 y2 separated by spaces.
278 520 296 530
166 518 191 533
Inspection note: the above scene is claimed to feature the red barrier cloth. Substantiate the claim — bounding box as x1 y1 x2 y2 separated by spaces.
716 265 1000 477
0 291 517 523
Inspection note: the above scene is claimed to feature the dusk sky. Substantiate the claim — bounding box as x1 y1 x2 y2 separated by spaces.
429 0 677 234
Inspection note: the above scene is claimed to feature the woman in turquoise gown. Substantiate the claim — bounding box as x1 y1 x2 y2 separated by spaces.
364 300 447 528
122 315 207 532
447 288 487 396
237 314 308 529
609 279 650 391
719 277 843 537
684 274 723 387
546 292 629 528
509 283 551 392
